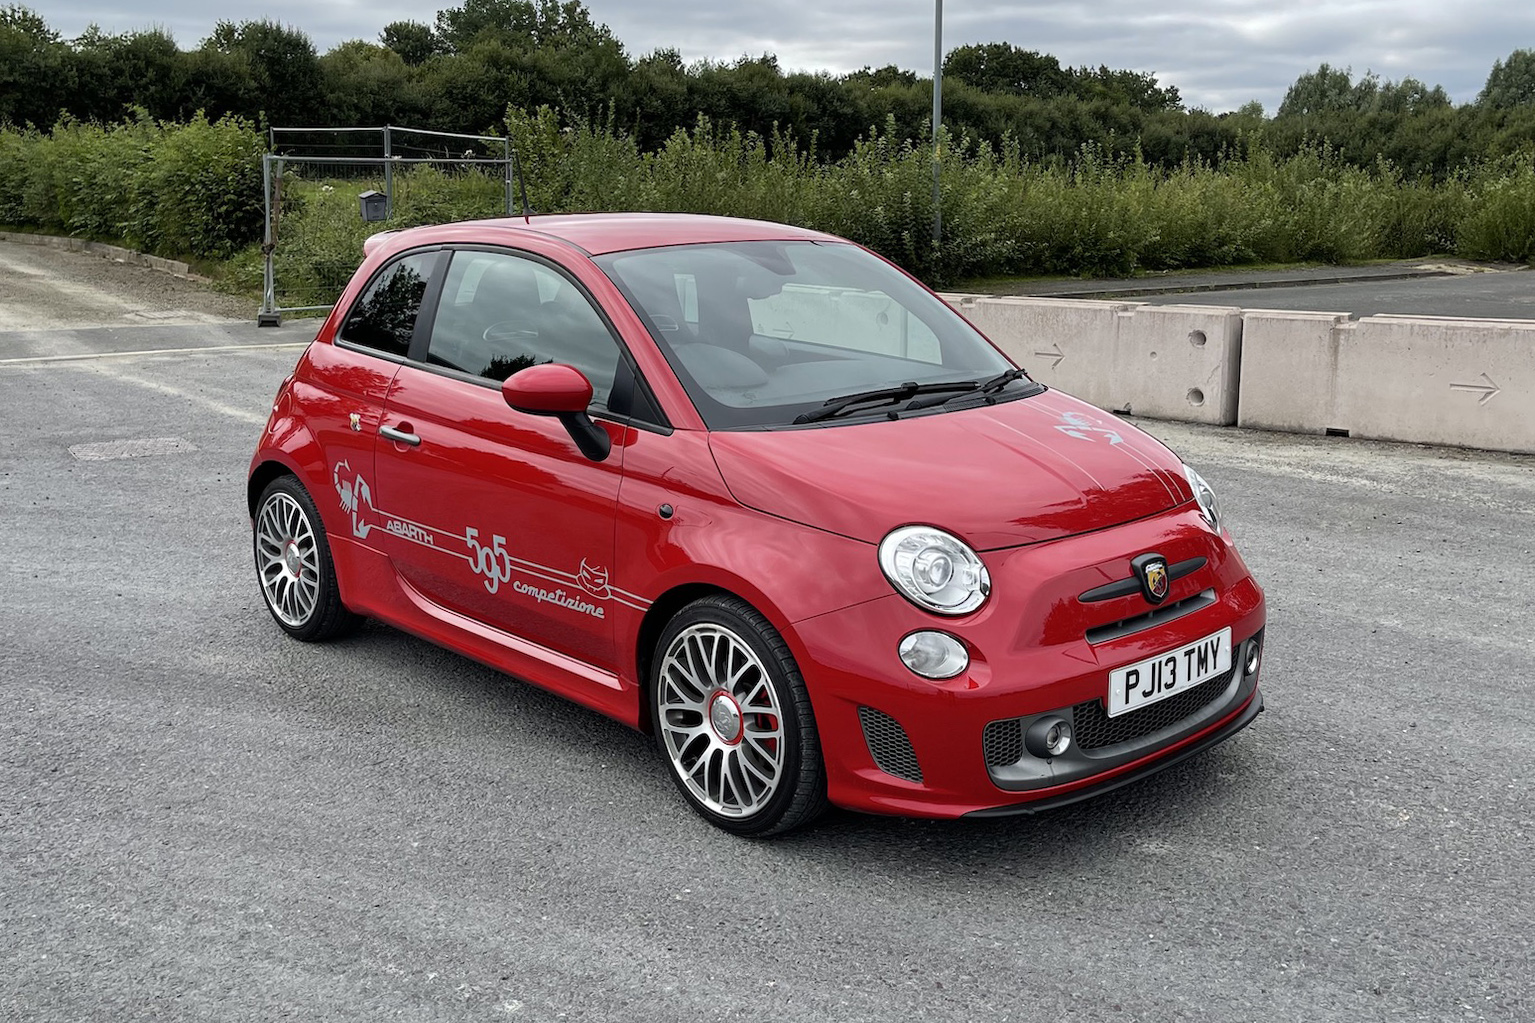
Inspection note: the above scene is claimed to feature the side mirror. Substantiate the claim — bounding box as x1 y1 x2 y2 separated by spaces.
502 364 611 462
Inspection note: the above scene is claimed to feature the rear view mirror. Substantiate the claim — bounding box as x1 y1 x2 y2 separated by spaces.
501 364 610 461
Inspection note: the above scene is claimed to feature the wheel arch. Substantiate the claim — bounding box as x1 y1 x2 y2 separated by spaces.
633 579 798 735
247 459 296 518
246 415 328 521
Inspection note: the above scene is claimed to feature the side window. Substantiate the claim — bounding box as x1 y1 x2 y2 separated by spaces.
747 285 942 364
338 252 438 357
426 251 623 408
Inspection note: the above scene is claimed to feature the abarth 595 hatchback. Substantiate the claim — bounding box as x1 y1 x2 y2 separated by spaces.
248 213 1265 836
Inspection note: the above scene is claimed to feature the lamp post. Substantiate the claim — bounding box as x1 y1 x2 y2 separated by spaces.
932 0 943 246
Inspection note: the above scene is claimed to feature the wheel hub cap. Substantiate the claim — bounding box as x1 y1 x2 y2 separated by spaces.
283 541 303 577
708 692 744 744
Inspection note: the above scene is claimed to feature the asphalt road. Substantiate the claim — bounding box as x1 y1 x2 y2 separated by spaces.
972 261 1535 321
1136 268 1535 320
2 247 1533 1022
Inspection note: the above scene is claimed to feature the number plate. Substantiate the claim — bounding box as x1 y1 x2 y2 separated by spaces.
1107 628 1232 718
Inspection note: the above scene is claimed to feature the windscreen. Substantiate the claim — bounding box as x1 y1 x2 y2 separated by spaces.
595 241 1018 429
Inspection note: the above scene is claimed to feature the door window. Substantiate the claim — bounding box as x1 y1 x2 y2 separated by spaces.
426 251 622 409
338 251 439 358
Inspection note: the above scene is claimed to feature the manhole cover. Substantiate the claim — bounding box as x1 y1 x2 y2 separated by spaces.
68 437 199 461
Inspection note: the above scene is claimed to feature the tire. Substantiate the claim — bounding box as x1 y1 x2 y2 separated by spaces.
650 594 828 836
253 475 361 642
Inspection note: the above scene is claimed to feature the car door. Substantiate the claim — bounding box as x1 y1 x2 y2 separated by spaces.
370 247 633 673
314 248 444 550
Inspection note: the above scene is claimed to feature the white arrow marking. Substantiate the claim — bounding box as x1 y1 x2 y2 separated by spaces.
1032 343 1065 370
1449 373 1501 406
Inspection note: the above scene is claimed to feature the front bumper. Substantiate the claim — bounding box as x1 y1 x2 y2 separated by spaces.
963 689 1264 817
788 506 1267 818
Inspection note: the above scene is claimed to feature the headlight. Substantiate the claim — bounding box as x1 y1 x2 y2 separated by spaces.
1183 463 1221 532
878 526 991 615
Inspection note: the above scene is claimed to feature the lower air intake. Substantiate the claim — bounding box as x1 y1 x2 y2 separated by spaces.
983 719 1026 767
1071 668 1236 751
857 706 923 783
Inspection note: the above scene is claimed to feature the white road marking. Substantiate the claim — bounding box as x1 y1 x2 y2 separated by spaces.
79 362 271 425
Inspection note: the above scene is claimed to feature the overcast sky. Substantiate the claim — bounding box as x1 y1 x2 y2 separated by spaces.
37 1 1535 113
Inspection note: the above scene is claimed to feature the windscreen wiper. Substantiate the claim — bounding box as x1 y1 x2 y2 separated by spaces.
898 368 1033 413
792 381 979 425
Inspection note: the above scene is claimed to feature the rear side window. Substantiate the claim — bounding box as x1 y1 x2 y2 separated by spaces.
339 251 439 357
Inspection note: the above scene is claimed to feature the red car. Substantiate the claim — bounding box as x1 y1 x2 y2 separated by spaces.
248 214 1265 836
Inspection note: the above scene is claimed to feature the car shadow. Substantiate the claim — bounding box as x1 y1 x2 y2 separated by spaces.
336 619 1269 884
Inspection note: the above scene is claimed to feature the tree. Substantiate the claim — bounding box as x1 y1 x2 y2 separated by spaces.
0 5 73 126
436 0 538 52
1374 77 1450 115
621 48 691 148
201 19 324 125
846 65 917 90
380 21 440 66
420 36 526 133
321 41 426 126
434 0 618 55
943 43 1070 98
1478 49 1535 109
1072 65 1181 111
70 27 186 121
180 45 256 122
1277 64 1366 117
690 55 792 141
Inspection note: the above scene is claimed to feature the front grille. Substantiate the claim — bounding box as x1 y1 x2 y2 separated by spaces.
983 719 1025 767
1071 667 1235 751
1078 557 1207 603
858 706 923 783
1084 589 1217 645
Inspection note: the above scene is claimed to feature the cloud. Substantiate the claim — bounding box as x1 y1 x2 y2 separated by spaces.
35 0 1535 112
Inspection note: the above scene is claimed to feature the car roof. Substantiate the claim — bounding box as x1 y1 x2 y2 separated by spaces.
381 213 844 257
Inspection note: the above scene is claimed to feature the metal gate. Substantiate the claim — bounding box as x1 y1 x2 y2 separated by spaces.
259 125 523 326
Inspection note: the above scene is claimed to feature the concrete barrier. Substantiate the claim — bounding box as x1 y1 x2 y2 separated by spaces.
0 230 200 279
1234 310 1354 435
943 295 1243 425
944 292 1533 454
1239 311 1535 454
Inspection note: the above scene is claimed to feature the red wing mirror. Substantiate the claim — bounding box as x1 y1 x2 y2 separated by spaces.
501 364 610 462
501 363 594 415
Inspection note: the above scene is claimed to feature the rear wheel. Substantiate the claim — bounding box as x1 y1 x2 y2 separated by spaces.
651 595 827 836
253 476 361 642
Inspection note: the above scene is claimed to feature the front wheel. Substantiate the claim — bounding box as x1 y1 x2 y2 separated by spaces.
651 595 827 836
253 476 361 642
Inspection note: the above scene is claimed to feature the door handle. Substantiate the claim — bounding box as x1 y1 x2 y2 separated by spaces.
379 424 421 447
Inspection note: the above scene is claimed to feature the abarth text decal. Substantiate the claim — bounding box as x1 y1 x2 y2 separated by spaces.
332 460 651 614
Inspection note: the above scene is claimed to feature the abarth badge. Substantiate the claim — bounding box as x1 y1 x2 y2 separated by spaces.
1132 553 1171 605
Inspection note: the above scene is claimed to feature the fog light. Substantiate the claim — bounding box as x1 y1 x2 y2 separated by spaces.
898 631 969 680
1025 716 1072 758
1244 640 1262 677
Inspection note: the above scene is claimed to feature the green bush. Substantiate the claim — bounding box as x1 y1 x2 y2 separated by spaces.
0 112 264 257
3 104 1531 298
488 115 1495 283
1457 153 1535 262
